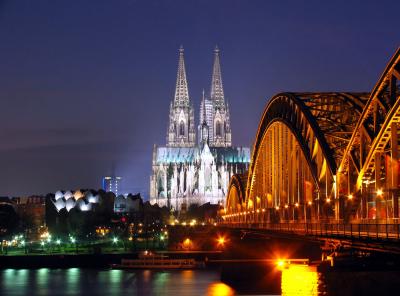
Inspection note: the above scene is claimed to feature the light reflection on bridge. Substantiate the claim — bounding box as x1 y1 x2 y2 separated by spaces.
224 48 400 239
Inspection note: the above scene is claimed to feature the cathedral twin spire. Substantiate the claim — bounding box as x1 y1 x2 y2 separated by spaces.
210 46 225 108
167 46 231 148
174 46 190 107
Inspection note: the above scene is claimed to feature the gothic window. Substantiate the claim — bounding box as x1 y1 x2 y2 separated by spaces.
179 121 185 136
216 121 222 136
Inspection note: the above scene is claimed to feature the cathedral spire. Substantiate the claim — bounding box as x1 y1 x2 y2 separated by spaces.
210 45 225 107
167 46 195 147
174 46 190 106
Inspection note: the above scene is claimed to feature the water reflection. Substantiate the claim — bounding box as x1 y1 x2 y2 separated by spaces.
281 265 319 295
207 283 235 296
0 266 320 296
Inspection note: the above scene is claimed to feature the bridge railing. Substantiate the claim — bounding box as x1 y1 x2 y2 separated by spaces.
223 222 400 241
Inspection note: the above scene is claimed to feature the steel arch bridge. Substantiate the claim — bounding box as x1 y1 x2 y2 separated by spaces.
224 48 400 227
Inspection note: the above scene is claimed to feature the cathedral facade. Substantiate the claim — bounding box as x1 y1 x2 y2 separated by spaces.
149 46 250 210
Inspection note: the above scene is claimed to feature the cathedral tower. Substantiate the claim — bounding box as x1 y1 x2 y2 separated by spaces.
210 46 232 147
167 46 196 147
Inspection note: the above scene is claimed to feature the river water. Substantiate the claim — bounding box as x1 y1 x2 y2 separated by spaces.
1 266 399 295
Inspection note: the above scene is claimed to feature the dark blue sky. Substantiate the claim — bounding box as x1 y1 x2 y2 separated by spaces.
0 0 399 197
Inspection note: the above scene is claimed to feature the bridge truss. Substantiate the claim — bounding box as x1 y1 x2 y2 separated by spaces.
224 48 400 225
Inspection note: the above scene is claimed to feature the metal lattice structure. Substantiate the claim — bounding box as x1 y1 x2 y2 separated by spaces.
224 48 400 224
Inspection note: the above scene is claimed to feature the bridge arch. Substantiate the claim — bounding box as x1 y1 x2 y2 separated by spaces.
225 48 400 224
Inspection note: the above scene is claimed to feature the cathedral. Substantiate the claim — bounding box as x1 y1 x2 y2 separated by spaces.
149 46 250 210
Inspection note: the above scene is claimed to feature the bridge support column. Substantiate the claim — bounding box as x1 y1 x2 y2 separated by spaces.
375 152 382 220
361 186 368 220
391 123 399 218
335 174 345 220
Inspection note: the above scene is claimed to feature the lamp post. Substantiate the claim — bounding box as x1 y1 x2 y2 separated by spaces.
70 236 77 253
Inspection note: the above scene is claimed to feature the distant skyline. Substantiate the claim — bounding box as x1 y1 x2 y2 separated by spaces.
0 0 399 197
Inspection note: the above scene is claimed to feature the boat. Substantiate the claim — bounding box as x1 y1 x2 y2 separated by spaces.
111 251 199 269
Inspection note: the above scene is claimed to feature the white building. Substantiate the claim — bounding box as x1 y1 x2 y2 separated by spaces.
150 46 250 210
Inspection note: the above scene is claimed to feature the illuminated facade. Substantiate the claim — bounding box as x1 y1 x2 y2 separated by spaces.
51 189 100 212
150 47 250 210
102 176 122 196
225 48 400 224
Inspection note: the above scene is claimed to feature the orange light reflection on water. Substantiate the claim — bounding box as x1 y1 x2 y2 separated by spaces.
207 283 235 296
281 265 319 296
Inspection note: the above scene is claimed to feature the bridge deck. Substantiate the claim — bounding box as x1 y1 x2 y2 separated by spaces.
224 222 400 241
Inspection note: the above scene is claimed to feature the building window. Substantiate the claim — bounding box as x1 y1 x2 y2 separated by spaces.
179 121 185 136
216 121 222 136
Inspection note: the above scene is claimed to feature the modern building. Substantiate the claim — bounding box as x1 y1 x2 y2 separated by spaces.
150 46 250 210
102 176 122 196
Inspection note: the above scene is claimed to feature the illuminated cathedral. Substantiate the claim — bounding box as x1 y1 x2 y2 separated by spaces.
150 46 250 210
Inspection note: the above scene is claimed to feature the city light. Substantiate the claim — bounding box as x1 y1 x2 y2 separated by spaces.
348 194 353 200
217 236 226 246
56 239 61 245
377 188 383 196
183 238 192 249
308 201 312 205
275 206 279 210
326 198 331 203
295 203 299 207
70 236 76 244
284 204 288 209
160 235 165 241
112 237 118 244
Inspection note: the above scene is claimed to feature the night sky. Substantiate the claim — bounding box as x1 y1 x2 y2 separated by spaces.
0 0 399 198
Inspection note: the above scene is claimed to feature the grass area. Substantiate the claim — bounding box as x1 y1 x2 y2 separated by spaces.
1 240 167 256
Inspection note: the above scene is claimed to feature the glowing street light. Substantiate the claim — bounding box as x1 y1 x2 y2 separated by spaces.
348 194 353 200
112 237 119 244
377 188 383 196
56 239 61 245
308 201 312 205
326 198 331 203
276 259 288 269
70 237 76 244
217 236 226 246
295 203 299 207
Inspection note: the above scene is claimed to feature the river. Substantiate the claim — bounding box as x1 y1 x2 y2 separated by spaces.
1 265 399 295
